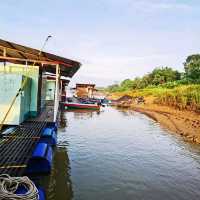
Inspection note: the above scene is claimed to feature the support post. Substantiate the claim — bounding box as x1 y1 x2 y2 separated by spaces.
3 48 6 67
3 48 6 57
60 80 63 100
54 64 60 122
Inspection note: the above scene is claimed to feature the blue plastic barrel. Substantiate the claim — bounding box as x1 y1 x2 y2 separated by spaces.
47 122 58 131
16 185 45 200
40 127 57 146
26 142 52 174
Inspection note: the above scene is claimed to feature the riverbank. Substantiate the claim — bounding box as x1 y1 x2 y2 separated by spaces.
109 95 200 144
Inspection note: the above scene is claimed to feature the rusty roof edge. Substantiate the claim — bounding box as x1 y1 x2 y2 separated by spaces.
0 38 81 66
0 38 82 78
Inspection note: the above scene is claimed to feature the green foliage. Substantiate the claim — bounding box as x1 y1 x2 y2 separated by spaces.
156 85 200 111
106 84 120 92
159 79 191 89
184 54 200 81
120 79 134 90
150 67 181 85
106 66 182 92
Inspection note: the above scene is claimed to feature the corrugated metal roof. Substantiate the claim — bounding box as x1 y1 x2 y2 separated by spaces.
0 38 81 77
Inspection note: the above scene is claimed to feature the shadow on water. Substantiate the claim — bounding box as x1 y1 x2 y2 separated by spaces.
36 146 73 200
31 111 73 200
60 111 68 130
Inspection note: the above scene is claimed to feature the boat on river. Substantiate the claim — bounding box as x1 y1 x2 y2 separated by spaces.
64 102 100 110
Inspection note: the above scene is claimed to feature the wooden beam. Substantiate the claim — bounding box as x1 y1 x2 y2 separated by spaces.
6 41 27 59
0 55 58 66
0 45 52 62
0 48 17 59
0 55 74 67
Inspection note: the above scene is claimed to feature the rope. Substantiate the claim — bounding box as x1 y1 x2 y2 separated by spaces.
0 174 39 200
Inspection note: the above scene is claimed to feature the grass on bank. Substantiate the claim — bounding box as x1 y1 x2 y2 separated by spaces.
109 84 200 112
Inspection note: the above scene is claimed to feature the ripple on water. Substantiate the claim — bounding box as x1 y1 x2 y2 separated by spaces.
44 107 200 200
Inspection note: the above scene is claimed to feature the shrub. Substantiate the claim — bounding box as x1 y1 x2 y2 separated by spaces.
155 85 200 112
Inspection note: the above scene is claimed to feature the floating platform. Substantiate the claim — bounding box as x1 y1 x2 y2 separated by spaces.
0 121 46 176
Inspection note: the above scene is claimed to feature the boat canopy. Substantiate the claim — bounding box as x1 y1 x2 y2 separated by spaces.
0 38 81 78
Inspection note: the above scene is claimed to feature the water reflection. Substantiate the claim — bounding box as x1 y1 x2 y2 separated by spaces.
40 147 73 200
117 108 135 116
66 109 101 120
41 107 200 200
64 107 200 200
59 111 68 130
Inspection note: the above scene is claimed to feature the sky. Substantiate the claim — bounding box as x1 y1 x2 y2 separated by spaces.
1 0 200 87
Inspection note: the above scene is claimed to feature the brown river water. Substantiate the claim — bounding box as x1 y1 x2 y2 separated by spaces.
40 107 200 200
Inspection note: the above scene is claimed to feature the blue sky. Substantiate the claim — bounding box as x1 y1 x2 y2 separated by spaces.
1 0 200 86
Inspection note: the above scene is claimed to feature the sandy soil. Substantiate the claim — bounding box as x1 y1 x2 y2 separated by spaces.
112 96 200 144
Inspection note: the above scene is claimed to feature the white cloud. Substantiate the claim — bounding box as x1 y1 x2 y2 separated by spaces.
132 1 193 11
103 0 195 12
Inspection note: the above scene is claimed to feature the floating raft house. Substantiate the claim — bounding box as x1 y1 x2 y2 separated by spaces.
0 38 81 177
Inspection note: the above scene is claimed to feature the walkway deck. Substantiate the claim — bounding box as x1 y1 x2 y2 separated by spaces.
29 105 55 123
0 121 46 176
0 100 60 176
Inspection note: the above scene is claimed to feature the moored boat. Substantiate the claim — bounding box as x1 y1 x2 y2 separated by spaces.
64 102 100 110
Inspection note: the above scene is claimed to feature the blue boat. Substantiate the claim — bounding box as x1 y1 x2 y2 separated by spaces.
40 127 57 146
26 142 52 174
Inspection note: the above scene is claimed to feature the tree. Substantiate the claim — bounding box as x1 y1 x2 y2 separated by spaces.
184 54 200 81
120 79 134 90
107 84 119 92
150 67 181 85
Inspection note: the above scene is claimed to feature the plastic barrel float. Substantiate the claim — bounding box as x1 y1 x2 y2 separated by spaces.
47 122 58 132
26 142 53 174
40 127 57 146
16 186 46 200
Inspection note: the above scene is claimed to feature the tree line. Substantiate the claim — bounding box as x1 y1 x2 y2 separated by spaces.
107 54 200 92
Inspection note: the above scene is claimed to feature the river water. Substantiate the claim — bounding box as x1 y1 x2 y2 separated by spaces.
42 107 200 200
